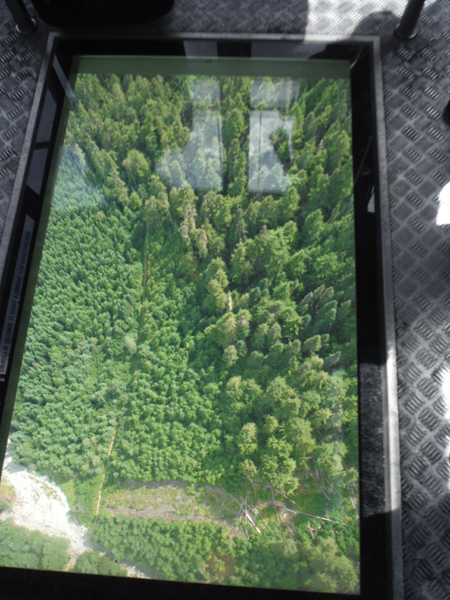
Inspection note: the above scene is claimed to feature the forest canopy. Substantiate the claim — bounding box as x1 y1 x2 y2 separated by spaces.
7 63 359 593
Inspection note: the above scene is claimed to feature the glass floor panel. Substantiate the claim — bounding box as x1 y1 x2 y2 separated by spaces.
0 37 395 600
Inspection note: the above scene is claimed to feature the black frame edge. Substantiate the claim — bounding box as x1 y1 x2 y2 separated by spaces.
371 36 403 600
0 32 59 473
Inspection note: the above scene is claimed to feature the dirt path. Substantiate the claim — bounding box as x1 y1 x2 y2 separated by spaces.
95 217 150 518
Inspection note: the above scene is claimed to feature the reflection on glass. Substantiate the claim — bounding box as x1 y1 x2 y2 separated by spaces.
0 62 359 595
158 80 224 191
248 78 299 193
250 78 300 110
248 110 293 193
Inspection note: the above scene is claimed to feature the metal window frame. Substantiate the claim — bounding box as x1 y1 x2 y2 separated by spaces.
0 32 401 600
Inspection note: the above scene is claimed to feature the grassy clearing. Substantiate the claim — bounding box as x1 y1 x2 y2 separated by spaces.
100 474 353 546
0 482 16 512
102 480 239 526
60 480 76 508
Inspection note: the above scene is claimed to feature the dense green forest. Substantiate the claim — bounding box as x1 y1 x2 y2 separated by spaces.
0 514 126 576
71 550 127 576
0 518 70 571
8 68 359 593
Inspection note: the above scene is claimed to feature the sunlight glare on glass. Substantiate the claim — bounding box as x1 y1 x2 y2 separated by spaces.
248 79 298 194
440 366 450 490
157 79 224 191
436 181 450 225
248 111 293 193
250 79 300 110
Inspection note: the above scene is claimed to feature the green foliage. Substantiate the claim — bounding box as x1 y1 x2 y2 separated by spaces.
91 513 358 593
11 72 358 593
71 550 127 576
92 513 233 583
0 482 15 511
0 519 70 571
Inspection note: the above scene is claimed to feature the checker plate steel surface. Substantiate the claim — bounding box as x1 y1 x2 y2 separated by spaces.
2 0 450 598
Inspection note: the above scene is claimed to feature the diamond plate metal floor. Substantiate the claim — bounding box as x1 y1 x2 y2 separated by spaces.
2 0 450 598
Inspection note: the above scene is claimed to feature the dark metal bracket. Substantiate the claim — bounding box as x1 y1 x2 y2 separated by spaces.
4 0 36 34
394 0 426 40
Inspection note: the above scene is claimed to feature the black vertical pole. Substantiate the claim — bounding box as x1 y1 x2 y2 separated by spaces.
443 99 450 127
395 0 426 40
4 0 36 34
